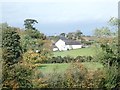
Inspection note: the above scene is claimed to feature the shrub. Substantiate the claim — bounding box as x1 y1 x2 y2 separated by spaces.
82 69 105 88
2 62 33 89
45 56 93 64
36 63 108 88
46 72 65 88
102 65 118 89
64 63 88 88
23 50 48 64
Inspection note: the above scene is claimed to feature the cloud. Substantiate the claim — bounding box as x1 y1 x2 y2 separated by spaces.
2 1 117 24
1 0 119 35
28 1 118 23
1 0 119 3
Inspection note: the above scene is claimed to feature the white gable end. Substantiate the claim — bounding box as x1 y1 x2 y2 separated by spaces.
55 39 67 51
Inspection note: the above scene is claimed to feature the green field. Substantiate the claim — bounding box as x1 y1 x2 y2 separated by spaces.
53 47 96 57
38 62 103 75
39 63 70 74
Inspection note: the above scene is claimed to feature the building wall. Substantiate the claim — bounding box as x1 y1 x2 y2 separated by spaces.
72 45 82 49
53 48 58 51
66 45 72 50
55 39 66 51
55 39 82 51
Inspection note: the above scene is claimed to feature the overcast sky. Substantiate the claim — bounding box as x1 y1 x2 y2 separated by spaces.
1 0 119 36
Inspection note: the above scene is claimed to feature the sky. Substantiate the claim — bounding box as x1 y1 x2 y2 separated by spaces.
1 0 119 36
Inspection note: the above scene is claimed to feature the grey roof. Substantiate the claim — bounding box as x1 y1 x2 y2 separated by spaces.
64 40 81 45
59 36 81 45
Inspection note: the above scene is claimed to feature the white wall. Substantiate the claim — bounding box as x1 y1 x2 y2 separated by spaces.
55 39 82 51
66 45 72 50
53 48 58 51
55 39 66 51
72 45 82 49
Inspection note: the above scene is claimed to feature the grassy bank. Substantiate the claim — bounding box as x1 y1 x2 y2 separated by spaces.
53 47 96 57
38 62 103 75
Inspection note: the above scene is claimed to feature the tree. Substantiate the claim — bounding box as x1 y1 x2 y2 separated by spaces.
66 30 83 40
108 17 120 90
75 30 83 40
2 26 22 64
94 27 112 38
60 33 66 37
24 19 46 39
22 19 47 52
93 18 119 89
2 24 33 89
66 32 74 40
24 19 38 30
108 17 118 26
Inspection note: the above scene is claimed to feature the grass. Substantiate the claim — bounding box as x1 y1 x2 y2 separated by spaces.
82 62 103 70
38 62 103 75
38 63 71 74
53 47 96 57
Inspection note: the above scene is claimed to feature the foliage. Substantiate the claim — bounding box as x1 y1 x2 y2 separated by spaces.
103 65 118 89
66 30 83 40
45 56 93 64
21 36 46 52
24 19 38 30
94 27 113 38
64 63 87 88
20 34 33 52
22 39 52 64
38 63 88 88
2 62 33 89
94 43 120 89
108 17 118 26
64 63 105 88
39 62 103 76
2 24 34 89
45 72 65 88
23 50 48 64
24 29 46 39
81 40 94 46
39 63 105 88
75 30 83 40
49 35 59 43
93 17 120 89
60 33 66 37
101 44 118 66
22 19 49 55
82 69 105 88
2 25 22 64
24 19 46 39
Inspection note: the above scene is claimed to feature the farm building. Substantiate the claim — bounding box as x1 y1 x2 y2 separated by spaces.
53 37 82 51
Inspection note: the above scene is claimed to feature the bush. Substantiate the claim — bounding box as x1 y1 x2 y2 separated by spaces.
64 63 88 88
40 63 105 88
46 72 65 88
83 69 105 88
39 63 88 88
102 65 118 89
2 62 33 89
45 56 93 64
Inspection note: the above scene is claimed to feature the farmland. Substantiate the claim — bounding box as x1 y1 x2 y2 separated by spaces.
38 62 103 75
53 46 98 57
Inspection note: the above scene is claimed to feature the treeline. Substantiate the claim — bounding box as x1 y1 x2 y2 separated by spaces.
49 30 83 41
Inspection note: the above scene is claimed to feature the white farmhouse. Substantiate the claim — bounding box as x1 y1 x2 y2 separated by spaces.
53 37 82 51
